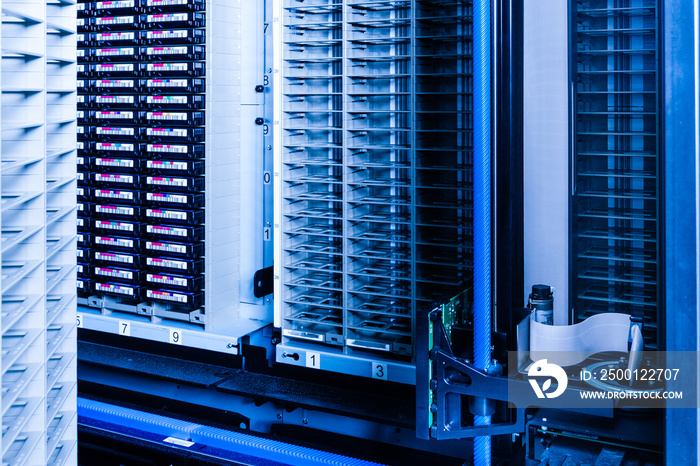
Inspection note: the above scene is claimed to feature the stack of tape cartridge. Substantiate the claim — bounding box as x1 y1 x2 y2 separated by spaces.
78 0 206 311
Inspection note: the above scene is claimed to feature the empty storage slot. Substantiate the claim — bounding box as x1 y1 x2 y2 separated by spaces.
572 0 661 348
2 397 42 456
2 432 42 466
278 0 473 371
1 363 42 416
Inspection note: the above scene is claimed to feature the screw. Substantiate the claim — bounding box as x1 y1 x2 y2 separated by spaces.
255 118 264 125
255 85 265 93
276 413 282 420
302 419 308 425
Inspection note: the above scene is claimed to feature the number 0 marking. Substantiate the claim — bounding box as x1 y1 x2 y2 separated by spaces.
119 320 131 336
306 352 320 369
169 329 182 345
372 361 387 380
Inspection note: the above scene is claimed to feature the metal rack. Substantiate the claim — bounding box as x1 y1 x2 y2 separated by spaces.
274 0 473 383
76 0 273 354
571 0 661 348
1 0 78 463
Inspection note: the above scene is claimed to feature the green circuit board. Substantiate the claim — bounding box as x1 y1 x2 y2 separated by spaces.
441 288 471 345
427 288 471 433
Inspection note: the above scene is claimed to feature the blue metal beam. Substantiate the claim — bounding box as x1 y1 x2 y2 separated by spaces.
663 0 700 463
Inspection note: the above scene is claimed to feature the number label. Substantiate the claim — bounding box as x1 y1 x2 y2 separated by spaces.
372 362 387 380
169 329 182 345
119 320 130 336
264 227 271 242
306 352 320 369
263 171 271 184
76 313 83 328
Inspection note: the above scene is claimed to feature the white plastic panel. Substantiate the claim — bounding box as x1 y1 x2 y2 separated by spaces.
522 0 570 324
1 0 78 463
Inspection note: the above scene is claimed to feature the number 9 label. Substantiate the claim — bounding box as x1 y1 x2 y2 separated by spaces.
169 329 182 345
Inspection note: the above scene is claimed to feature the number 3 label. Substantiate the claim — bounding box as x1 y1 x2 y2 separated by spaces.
372 362 387 380
305 352 320 369
169 329 182 345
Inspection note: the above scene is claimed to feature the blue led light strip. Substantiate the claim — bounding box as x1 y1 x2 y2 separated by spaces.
78 397 386 466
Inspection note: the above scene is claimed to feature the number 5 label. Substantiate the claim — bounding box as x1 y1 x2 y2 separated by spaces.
372 361 387 380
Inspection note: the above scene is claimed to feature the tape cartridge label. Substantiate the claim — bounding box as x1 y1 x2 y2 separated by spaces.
96 236 135 249
95 220 135 232
95 251 134 264
96 283 135 296
95 267 134 280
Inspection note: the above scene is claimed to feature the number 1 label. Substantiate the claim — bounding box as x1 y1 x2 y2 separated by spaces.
306 352 320 369
372 361 387 380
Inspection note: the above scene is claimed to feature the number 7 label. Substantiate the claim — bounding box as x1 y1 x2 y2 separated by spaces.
118 320 130 337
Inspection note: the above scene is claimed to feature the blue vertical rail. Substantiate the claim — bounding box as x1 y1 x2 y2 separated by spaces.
663 0 700 464
473 0 492 464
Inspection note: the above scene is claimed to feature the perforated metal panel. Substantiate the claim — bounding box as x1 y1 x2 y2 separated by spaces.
571 0 661 348
274 0 474 382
